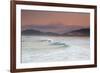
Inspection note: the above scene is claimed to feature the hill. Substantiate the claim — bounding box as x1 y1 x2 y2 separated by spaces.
22 28 90 36
22 29 59 36
63 28 90 36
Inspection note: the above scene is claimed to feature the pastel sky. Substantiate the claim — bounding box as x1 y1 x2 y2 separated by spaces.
21 10 90 33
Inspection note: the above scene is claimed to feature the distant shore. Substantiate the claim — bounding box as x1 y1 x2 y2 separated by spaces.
21 34 90 37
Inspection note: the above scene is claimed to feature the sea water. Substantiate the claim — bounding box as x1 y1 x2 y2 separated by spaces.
21 35 90 63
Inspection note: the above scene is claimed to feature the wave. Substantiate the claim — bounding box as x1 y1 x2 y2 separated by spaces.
39 38 69 47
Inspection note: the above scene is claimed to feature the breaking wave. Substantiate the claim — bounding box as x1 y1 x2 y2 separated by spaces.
39 38 69 47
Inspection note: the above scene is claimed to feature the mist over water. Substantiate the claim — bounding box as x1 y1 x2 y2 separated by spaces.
21 35 90 63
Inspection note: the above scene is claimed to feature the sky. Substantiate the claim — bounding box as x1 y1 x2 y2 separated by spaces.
21 10 90 33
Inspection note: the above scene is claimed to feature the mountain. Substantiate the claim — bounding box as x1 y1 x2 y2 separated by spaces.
22 29 59 36
22 28 90 36
22 29 42 35
63 28 90 36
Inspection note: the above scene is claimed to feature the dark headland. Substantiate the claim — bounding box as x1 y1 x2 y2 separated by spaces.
22 28 90 36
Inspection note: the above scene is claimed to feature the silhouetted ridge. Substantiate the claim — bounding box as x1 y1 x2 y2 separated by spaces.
22 28 90 36
22 29 59 35
63 28 90 36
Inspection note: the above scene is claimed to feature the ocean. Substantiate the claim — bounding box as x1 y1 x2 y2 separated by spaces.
21 35 90 63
